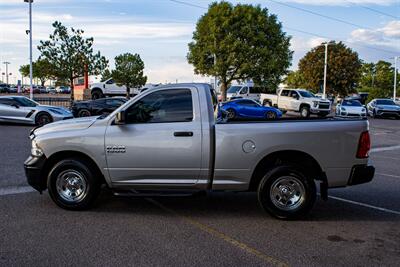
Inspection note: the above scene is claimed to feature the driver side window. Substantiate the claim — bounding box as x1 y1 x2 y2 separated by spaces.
240 87 249 94
125 89 193 124
106 79 114 85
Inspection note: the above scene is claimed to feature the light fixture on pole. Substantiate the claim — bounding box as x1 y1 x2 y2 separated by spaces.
321 41 335 99
3 62 10 85
24 0 33 99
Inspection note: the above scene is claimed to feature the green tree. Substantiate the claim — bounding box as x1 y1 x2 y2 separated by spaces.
111 53 147 99
19 59 54 86
100 69 112 82
188 1 292 100
284 70 306 88
298 41 361 96
37 21 108 102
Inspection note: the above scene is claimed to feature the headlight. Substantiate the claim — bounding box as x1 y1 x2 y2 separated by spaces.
362 108 366 112
31 140 43 157
341 107 346 112
312 101 318 107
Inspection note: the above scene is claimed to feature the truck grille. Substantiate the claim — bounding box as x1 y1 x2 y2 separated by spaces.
318 102 330 109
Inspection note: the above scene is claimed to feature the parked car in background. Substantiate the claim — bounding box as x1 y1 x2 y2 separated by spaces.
9 86 18 93
56 86 71 94
90 78 158 99
336 99 367 118
260 88 331 118
0 96 73 125
38 86 47 94
348 92 369 105
221 99 282 120
0 83 10 93
23 85 40 94
71 97 127 117
46 86 56 94
367 98 400 119
226 84 264 101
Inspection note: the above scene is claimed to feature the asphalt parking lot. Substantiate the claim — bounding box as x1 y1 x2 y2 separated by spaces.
0 118 399 266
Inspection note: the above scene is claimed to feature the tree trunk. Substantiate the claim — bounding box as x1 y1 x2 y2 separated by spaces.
220 81 228 102
126 86 130 99
70 78 74 108
41 79 45 87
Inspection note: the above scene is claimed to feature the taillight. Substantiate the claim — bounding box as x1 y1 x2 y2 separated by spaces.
356 131 371 158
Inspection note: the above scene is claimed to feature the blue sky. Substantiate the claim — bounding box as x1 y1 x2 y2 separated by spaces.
0 0 399 84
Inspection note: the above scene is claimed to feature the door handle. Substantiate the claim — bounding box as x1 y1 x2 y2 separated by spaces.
174 131 193 137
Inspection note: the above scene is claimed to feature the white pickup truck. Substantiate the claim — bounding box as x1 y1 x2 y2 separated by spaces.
260 89 331 118
90 78 157 100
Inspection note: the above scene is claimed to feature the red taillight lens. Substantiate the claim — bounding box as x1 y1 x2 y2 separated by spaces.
356 131 371 158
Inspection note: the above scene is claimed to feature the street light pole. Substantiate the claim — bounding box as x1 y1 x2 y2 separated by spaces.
322 43 329 99
3 62 10 84
394 56 398 101
24 0 33 99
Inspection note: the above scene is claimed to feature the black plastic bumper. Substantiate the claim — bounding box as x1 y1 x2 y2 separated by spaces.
348 164 375 186
24 155 47 193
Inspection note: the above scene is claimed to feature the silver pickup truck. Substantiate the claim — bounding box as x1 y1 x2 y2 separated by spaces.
25 83 374 219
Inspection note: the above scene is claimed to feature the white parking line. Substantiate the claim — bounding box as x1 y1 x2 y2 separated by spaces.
0 186 35 196
329 195 400 216
370 145 400 153
376 172 400 179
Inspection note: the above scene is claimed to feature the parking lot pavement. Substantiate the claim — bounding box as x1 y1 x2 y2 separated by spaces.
0 118 399 266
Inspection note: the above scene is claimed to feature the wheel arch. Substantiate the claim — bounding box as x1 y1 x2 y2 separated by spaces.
42 150 107 187
299 103 310 111
35 111 53 124
249 150 325 191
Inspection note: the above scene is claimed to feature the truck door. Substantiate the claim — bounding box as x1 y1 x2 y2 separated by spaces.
104 87 202 186
288 91 301 111
278 90 290 109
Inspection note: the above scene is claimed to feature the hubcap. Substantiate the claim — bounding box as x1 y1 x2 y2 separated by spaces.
266 111 276 119
270 176 306 211
227 110 235 119
56 170 88 202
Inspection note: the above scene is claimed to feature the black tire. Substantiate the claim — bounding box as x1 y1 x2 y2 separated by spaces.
226 108 236 120
257 165 316 219
91 89 104 100
77 108 91 117
265 111 277 120
35 112 53 126
318 112 328 118
47 158 101 210
300 106 310 118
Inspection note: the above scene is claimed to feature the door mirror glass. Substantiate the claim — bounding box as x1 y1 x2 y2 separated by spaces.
114 111 126 125
11 104 19 108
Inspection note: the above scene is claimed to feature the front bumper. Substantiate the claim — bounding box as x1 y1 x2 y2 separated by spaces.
24 155 47 193
348 164 375 186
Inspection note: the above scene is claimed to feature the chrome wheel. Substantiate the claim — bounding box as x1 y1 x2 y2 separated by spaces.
270 176 306 211
301 108 309 118
56 169 88 203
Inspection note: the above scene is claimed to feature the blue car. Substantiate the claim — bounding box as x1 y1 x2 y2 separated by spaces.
221 99 282 120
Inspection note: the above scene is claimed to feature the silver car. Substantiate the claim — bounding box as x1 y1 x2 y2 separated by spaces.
0 96 73 125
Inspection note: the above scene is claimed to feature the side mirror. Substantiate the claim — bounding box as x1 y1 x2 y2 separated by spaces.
114 111 126 125
12 104 19 109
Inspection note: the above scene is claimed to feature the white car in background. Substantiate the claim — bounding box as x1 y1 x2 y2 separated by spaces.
226 84 264 101
336 99 367 118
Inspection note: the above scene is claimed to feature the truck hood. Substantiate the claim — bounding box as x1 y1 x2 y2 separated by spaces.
33 116 98 136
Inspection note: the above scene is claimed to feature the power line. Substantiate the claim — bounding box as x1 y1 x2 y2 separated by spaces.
168 0 399 55
343 0 399 20
268 0 373 30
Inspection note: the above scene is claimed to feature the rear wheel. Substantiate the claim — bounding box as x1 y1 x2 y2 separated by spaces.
300 106 310 118
35 112 52 126
226 108 236 120
77 109 91 117
257 165 316 219
47 158 101 210
265 111 277 120
91 89 104 100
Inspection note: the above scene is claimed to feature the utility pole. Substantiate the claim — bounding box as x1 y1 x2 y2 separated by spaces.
394 56 398 100
3 62 10 84
24 0 33 99
322 41 335 99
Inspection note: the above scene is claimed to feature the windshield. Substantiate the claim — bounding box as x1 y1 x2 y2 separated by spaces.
14 97 38 107
227 86 242 94
376 99 396 105
298 91 315 98
342 100 362 106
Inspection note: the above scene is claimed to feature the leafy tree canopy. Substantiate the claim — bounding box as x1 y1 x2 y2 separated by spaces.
111 53 147 99
19 59 54 86
284 70 306 88
37 21 108 101
188 1 292 99
100 69 112 82
298 41 361 96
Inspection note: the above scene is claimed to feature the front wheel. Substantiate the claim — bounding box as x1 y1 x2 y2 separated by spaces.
265 111 277 120
47 158 101 210
35 112 52 126
257 165 316 219
226 108 236 120
300 106 310 118
91 90 104 100
77 109 91 117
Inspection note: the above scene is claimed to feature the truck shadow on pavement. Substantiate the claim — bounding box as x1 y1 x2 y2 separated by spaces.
91 190 399 222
